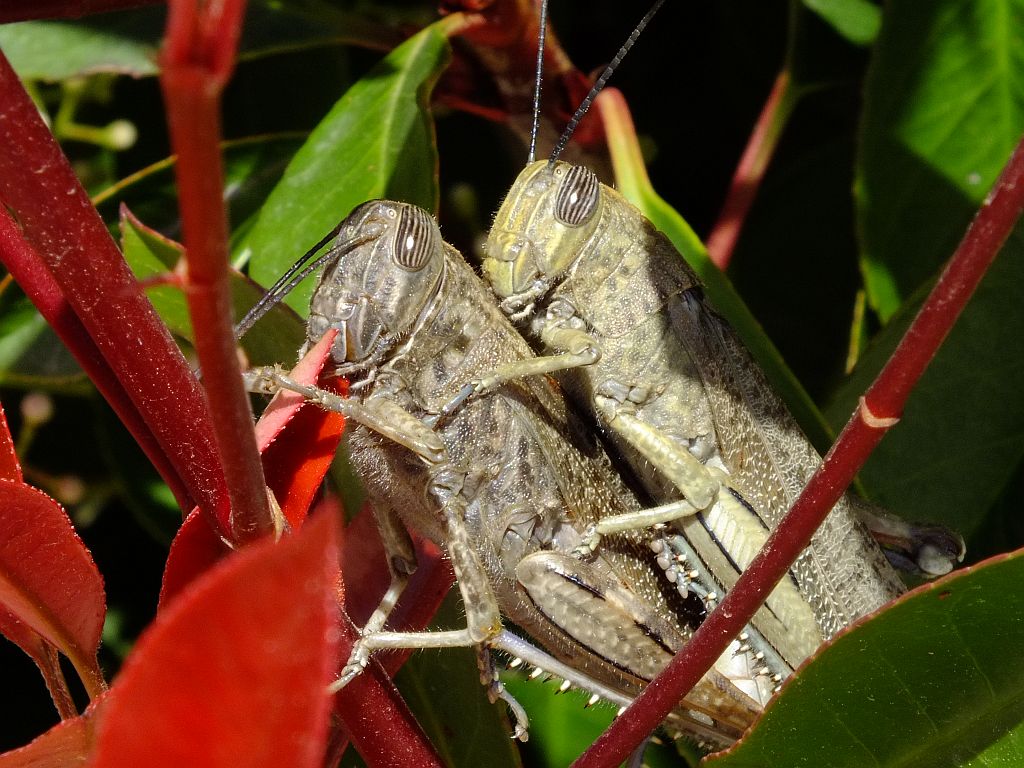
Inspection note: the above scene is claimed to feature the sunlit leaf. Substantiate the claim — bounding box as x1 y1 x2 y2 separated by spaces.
238 22 450 314
710 554 1024 767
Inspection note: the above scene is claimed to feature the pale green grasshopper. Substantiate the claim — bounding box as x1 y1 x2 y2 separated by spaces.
464 0 962 690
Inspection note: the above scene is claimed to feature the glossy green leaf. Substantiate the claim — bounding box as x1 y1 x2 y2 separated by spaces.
828 0 1024 540
801 0 881 45
119 210 305 367
826 226 1024 541
237 22 450 314
0 19 160 81
709 554 1024 767
856 0 1024 320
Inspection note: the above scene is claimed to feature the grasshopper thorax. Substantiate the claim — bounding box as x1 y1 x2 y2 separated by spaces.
483 160 601 307
304 200 445 377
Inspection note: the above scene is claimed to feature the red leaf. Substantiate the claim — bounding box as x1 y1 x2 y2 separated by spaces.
253 330 338 452
0 53 229 532
255 331 344 529
157 508 229 610
331 503 452 767
158 331 346 604
0 480 105 695
0 402 21 482
89 512 341 768
0 695 105 768
0 606 51 667
0 209 191 512
0 607 76 719
262 406 345 529
338 503 390 625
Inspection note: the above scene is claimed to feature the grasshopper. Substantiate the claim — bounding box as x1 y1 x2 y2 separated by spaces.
241 198 826 747
467 1 963 682
231 4 955 751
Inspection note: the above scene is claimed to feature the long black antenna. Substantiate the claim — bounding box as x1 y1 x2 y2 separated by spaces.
527 0 550 163
549 0 666 163
234 220 372 340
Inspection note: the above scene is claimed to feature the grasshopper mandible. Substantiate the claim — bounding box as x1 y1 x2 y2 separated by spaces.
241 199 794 746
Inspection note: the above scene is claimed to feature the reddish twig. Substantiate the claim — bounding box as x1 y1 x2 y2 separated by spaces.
0 0 159 22
330 556 453 768
572 134 1024 768
332 648 445 768
160 0 274 544
0 210 193 511
0 49 227 528
705 70 796 270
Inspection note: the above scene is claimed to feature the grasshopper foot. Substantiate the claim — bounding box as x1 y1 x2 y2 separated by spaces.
330 640 371 693
571 523 602 559
478 647 530 741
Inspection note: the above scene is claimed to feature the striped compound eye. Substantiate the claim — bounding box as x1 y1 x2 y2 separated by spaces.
392 206 438 271
553 165 600 227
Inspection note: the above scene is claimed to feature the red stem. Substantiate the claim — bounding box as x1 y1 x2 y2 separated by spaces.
332 646 445 768
572 133 1024 768
325 501 452 767
0 50 227 527
331 558 452 768
0 211 194 510
160 0 274 544
0 0 159 22
705 70 796 270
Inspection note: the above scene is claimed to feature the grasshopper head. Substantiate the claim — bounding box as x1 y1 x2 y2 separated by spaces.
484 160 602 304
306 201 444 370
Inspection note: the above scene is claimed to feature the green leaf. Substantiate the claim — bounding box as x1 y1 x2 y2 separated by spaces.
501 673 696 767
801 0 882 45
0 293 86 391
826 226 1024 541
709 555 1024 767
830 0 1024 540
236 22 450 315
0 18 160 81
119 208 305 367
856 0 1024 320
0 3 409 83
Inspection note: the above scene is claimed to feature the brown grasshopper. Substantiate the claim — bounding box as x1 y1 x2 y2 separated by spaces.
241 199 824 746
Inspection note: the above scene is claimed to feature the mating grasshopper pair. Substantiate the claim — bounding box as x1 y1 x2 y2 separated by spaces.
239 2 960 751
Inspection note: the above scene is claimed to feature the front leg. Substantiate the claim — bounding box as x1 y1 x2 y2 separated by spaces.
244 366 446 463
335 468 505 700
246 366 504 677
438 298 599 418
